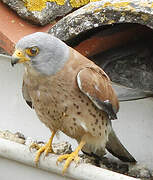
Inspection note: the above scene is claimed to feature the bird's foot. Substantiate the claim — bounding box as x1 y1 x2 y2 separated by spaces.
57 151 80 174
30 131 56 166
33 141 54 166
56 139 86 174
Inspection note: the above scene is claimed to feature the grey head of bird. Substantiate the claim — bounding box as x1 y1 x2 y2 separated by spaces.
11 32 69 75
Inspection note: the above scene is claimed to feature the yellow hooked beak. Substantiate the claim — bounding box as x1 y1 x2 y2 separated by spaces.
11 49 30 66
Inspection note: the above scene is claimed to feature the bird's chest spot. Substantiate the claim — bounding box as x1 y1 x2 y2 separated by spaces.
33 91 67 127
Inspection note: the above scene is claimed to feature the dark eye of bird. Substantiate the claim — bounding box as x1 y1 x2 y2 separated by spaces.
30 47 38 55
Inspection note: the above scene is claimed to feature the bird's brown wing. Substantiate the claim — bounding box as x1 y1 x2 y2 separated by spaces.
77 66 136 162
22 76 33 109
77 66 119 120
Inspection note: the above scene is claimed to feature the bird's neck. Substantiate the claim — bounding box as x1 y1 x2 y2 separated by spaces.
24 63 43 78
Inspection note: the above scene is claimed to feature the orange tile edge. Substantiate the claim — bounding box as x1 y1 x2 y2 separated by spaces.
0 2 55 54
75 25 153 57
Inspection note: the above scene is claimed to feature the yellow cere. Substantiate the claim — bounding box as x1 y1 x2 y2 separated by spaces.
13 49 30 63
14 49 25 58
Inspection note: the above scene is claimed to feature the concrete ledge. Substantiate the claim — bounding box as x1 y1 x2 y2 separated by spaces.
0 138 137 180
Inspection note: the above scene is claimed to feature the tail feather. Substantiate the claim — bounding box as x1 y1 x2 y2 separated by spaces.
106 129 136 162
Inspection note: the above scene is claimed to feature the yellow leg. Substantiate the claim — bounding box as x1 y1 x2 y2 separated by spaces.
57 138 86 174
34 131 56 165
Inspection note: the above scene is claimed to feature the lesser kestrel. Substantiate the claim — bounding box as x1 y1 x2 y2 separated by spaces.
11 32 136 173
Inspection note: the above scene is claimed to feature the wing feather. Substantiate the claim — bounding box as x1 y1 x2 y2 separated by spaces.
77 66 119 120
22 76 33 109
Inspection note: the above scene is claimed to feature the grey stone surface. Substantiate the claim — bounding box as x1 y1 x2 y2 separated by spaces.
2 0 153 27
2 0 73 25
49 0 153 41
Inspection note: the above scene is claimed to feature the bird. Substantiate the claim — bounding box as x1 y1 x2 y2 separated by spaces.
11 32 136 173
